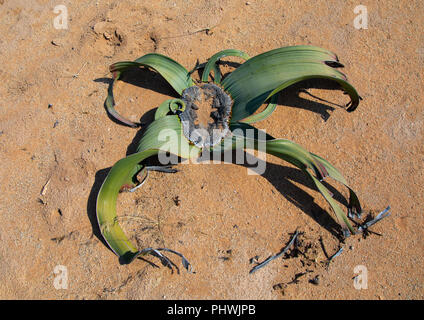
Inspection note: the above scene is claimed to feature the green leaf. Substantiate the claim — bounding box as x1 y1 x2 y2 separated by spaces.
105 75 139 128
201 49 250 84
154 99 186 120
237 94 278 124
264 139 330 181
105 53 195 127
136 115 201 157
265 139 357 234
222 46 360 122
97 46 363 265
97 115 200 264
96 148 159 262
306 172 356 235
111 53 195 94
310 153 362 216
218 129 357 235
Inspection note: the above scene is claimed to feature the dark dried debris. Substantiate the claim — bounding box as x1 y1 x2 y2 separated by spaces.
249 230 300 274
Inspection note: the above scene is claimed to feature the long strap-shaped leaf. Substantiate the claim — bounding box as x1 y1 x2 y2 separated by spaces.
97 148 159 263
226 123 358 234
238 94 278 124
105 53 194 127
154 99 186 121
98 118 359 265
201 49 250 84
309 153 362 216
97 115 201 264
222 46 360 122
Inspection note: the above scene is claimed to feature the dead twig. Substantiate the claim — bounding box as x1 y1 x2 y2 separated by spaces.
40 178 51 196
64 62 88 86
250 230 300 274
358 206 391 233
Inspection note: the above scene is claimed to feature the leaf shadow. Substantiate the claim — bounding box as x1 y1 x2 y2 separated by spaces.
276 78 348 121
93 66 179 127
94 62 346 128
87 167 113 252
125 109 157 156
197 149 348 239
198 64 347 121
89 63 354 257
118 67 180 98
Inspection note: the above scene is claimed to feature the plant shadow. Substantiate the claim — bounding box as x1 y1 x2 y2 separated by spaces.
89 64 353 256
94 67 179 97
94 66 179 127
87 167 113 252
197 149 348 239
276 78 348 121
95 62 346 127
198 64 348 121
87 148 347 258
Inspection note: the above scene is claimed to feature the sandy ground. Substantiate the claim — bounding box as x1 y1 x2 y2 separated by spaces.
0 0 423 300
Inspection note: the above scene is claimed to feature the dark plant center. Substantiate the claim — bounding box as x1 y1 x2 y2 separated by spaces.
179 83 232 148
